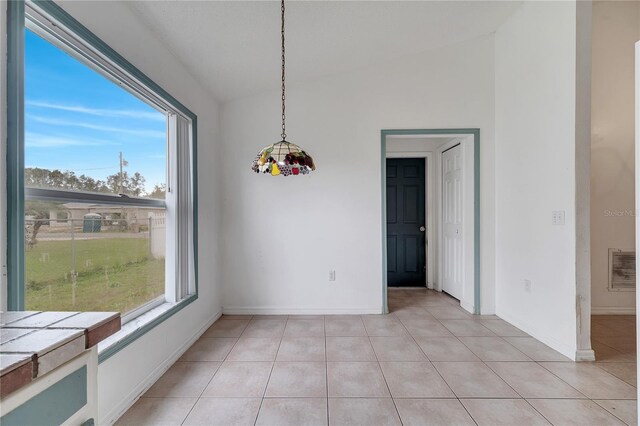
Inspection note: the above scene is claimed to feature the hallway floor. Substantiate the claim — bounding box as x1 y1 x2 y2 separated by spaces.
117 289 637 425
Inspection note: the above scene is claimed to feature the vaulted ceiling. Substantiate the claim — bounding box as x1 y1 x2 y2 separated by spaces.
130 1 522 102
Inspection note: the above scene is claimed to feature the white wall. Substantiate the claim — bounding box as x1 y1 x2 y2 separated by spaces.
51 2 224 423
495 1 579 359
591 0 640 314
386 137 453 154
220 34 496 315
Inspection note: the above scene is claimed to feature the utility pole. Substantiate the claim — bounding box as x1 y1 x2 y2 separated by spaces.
119 151 123 194
119 152 129 229
119 152 128 194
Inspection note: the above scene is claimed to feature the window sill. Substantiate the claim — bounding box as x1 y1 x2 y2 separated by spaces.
97 294 197 363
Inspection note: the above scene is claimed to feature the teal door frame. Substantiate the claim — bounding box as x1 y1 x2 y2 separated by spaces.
381 129 480 314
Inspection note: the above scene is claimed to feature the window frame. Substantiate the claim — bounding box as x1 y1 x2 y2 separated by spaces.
6 0 199 361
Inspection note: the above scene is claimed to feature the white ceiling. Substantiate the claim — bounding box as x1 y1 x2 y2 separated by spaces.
129 1 522 102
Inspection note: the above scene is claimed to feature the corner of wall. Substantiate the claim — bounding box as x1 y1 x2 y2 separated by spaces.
494 0 579 359
99 310 221 424
575 0 593 356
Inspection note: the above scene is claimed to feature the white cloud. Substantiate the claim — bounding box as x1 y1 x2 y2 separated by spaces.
26 132 117 148
26 100 166 122
29 115 166 139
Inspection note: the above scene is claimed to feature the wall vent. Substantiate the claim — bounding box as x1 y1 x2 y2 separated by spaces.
608 249 636 291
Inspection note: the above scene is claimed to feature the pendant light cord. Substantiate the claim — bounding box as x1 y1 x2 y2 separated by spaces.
281 0 287 141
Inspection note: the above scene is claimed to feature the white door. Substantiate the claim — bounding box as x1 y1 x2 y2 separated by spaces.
442 145 463 299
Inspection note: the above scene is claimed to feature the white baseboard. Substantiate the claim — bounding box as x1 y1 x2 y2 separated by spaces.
101 310 222 425
460 300 474 314
575 349 596 361
222 307 382 315
388 287 428 290
591 306 636 315
495 309 576 360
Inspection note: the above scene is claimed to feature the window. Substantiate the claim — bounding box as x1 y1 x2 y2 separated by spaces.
6 1 198 331
24 28 168 317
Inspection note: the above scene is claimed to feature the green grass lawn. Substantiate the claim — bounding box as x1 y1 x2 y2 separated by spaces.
26 237 164 314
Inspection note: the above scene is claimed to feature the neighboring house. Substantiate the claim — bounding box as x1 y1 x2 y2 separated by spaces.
47 203 165 230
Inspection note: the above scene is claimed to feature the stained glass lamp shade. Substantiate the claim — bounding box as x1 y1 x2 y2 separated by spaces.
251 0 315 176
251 141 315 176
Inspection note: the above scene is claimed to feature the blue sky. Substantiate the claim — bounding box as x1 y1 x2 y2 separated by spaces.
25 29 166 193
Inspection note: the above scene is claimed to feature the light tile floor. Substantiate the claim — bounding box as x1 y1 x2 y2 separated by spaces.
117 289 637 425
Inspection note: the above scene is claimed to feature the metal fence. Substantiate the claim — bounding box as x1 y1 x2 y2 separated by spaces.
24 214 166 310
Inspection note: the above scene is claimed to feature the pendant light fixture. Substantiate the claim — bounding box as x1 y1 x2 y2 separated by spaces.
251 0 315 176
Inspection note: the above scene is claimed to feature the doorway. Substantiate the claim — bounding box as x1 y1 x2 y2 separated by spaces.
386 158 426 287
585 1 639 363
381 129 480 314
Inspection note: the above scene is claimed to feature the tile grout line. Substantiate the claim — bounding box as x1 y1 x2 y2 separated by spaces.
530 359 588 399
429 308 526 401
534 359 630 402
394 309 479 425
495 322 636 424
454 332 533 363
521 398 562 426
404 294 542 424
591 362 638 388
591 399 636 426
365 329 405 426
179 319 249 425
253 318 286 426
436 314 529 404
456 399 480 426
324 315 329 426
390 293 481 425
394 296 541 426
396 312 457 395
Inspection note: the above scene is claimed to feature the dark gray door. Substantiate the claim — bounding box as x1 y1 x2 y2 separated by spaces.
386 158 426 287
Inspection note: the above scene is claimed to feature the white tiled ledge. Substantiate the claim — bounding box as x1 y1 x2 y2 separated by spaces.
99 302 174 352
0 311 120 398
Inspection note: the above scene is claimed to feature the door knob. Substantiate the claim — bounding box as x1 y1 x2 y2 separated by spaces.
419 226 426 232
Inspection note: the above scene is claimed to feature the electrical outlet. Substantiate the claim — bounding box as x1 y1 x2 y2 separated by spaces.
329 270 336 281
552 210 565 225
524 279 532 293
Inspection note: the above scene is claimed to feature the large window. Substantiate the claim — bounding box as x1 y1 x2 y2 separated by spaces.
6 2 197 327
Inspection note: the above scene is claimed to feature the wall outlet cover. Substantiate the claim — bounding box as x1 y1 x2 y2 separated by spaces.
552 210 566 225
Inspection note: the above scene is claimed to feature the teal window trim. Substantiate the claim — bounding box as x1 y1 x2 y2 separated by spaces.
6 0 200 361
6 0 26 311
380 128 480 315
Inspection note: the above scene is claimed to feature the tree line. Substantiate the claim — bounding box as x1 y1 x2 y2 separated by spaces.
25 167 165 198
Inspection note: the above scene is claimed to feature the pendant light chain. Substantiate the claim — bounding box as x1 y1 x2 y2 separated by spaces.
281 0 287 140
250 0 315 176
